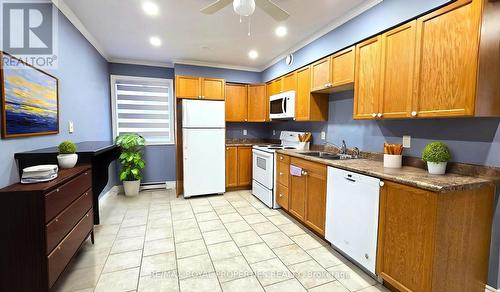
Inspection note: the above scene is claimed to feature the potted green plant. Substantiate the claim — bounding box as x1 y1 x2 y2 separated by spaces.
57 141 78 169
116 134 146 196
422 141 452 175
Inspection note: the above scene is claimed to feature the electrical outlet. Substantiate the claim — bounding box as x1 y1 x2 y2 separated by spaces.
321 131 326 140
69 121 74 133
273 130 276 136
403 135 411 148
243 129 247 136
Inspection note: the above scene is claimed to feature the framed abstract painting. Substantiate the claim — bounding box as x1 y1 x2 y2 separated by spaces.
1 51 59 138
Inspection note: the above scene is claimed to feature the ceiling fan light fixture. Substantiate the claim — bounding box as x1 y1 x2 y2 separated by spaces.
233 0 256 17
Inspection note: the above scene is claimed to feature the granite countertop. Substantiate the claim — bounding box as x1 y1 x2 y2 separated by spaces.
278 150 497 193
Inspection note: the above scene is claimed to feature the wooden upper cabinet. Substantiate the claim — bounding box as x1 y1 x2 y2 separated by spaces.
201 78 225 100
176 75 225 100
378 21 417 119
296 66 328 121
331 46 355 89
311 57 331 92
413 0 481 118
282 72 297 92
237 147 252 186
225 147 238 188
225 83 248 122
248 84 268 122
267 78 282 98
353 36 382 120
176 75 201 99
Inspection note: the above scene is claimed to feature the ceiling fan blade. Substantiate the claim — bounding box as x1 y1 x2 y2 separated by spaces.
200 0 233 14
255 0 289 21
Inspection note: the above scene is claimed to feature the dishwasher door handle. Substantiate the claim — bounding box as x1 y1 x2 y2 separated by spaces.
345 177 356 183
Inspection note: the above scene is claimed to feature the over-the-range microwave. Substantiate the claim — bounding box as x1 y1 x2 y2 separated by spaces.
269 91 295 120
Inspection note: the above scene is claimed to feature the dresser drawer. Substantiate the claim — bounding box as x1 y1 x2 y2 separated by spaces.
277 162 290 187
45 170 91 222
46 190 92 253
277 184 289 210
48 209 93 289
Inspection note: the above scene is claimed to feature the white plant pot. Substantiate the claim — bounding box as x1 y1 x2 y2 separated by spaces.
123 180 141 197
427 162 447 175
57 154 78 169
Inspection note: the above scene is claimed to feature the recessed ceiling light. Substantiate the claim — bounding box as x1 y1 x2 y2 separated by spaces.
275 26 287 37
142 1 159 16
150 36 162 47
248 50 259 59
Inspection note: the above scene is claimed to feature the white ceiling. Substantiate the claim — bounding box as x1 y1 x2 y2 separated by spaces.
60 0 379 70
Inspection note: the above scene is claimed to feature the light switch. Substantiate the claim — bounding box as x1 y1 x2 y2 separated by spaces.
243 129 247 136
273 130 276 136
403 135 411 148
69 121 74 133
321 131 326 140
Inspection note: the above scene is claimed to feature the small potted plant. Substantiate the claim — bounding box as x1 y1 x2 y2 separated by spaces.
57 141 78 169
116 134 145 197
422 141 451 175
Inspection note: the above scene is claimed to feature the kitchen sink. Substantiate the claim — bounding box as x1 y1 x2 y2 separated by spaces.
298 152 356 160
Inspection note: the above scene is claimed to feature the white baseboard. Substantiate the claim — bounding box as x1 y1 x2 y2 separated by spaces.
486 285 499 292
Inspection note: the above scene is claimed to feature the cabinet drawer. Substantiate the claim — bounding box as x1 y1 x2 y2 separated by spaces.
45 170 91 223
46 190 92 253
277 184 289 210
277 162 289 187
277 154 290 163
48 209 93 289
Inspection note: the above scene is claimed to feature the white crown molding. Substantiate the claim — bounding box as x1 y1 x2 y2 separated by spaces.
259 0 383 71
109 57 174 68
173 59 261 72
51 0 110 60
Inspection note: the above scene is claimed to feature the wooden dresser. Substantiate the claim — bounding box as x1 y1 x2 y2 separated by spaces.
0 165 94 292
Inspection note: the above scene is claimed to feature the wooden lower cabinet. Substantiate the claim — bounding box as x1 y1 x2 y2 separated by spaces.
225 146 252 189
377 181 494 292
288 157 327 236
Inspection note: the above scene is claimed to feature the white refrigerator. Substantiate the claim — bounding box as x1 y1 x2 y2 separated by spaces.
182 99 225 197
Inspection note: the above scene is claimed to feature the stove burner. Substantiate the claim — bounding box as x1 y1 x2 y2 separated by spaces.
283 147 296 149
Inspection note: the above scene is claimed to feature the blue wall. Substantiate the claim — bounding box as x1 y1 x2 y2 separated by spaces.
0 11 114 191
108 63 176 183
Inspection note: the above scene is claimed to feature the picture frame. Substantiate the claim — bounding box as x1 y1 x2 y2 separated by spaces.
0 51 59 138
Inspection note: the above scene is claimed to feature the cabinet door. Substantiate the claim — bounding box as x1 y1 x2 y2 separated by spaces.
282 72 297 92
202 78 225 100
225 83 248 121
353 36 382 120
237 147 252 186
379 21 416 119
413 0 481 118
311 57 331 92
296 66 311 121
276 184 289 210
225 147 238 188
289 167 306 221
302 162 327 236
248 84 268 122
331 46 355 87
377 181 437 292
176 75 200 99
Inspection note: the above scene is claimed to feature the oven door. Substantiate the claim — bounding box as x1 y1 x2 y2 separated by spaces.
252 149 274 189
269 96 285 119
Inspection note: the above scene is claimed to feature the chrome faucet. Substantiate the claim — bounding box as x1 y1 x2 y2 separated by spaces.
341 140 347 155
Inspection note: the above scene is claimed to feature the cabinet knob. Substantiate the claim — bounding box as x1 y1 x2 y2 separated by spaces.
55 218 59 222
280 156 283 160
56 188 60 192
279 193 283 198
279 172 283 176
411 111 417 117
372 113 377 118
86 214 89 217
380 181 385 187
58 246 61 250
324 84 328 88
301 170 308 175
377 113 383 118
84 172 88 176
198 95 202 99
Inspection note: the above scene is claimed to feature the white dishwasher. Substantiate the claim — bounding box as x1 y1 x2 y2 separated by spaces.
325 167 381 275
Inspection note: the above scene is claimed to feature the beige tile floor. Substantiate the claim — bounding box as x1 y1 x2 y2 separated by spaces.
53 189 389 292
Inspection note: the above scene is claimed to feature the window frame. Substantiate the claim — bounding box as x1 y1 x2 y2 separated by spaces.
110 74 175 146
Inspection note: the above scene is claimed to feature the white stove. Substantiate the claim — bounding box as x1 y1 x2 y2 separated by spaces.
252 131 306 208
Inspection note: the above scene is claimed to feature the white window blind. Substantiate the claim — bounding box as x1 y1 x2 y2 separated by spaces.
111 75 174 145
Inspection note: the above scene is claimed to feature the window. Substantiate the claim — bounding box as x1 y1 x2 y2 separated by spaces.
111 75 174 145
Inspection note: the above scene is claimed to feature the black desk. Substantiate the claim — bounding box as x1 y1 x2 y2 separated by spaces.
14 141 120 225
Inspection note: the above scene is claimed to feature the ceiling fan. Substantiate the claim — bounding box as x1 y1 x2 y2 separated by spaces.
201 0 290 21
